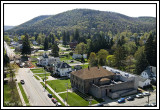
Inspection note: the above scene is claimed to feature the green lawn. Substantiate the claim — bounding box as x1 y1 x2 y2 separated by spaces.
59 92 99 106
31 61 37 67
82 64 89 69
33 75 40 80
60 55 73 62
30 68 45 73
36 72 51 77
47 79 71 93
18 83 30 106
40 82 65 106
4 83 22 106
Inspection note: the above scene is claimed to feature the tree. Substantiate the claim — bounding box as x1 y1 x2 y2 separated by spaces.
4 35 10 42
97 49 109 66
44 37 49 50
62 31 67 46
144 33 155 66
106 55 115 67
89 52 98 67
37 34 42 45
114 46 126 69
134 52 149 75
74 29 80 42
51 43 59 57
21 33 31 56
134 46 145 60
75 42 87 54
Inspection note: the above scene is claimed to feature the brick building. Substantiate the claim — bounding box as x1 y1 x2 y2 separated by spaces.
70 66 137 99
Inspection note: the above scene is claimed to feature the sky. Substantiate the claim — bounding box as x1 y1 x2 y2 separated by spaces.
4 4 156 26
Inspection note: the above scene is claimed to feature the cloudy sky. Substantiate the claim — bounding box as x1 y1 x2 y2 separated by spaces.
4 3 156 26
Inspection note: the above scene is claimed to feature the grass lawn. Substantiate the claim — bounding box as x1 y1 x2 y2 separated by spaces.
4 83 22 106
36 72 51 77
59 92 99 106
30 68 45 73
18 83 30 106
33 75 40 80
40 82 65 106
60 55 73 62
31 61 37 67
82 64 89 69
47 79 71 93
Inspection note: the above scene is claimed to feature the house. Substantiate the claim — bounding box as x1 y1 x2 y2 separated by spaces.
70 66 137 99
138 76 151 88
37 53 60 67
69 42 78 50
55 61 72 77
141 66 156 81
15 44 23 52
32 41 38 45
72 54 87 59
10 41 19 47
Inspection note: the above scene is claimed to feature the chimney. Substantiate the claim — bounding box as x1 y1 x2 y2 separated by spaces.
150 67 152 72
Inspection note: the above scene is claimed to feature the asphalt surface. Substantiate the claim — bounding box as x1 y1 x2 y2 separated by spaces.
17 68 55 106
104 91 157 106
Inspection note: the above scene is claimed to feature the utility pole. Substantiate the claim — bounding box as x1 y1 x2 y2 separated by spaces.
66 83 68 106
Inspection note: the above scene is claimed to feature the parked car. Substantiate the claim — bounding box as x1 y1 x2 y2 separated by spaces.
118 98 125 103
48 93 52 98
96 103 104 106
70 60 74 63
151 102 156 106
143 92 150 96
127 96 135 101
51 98 57 103
56 102 62 106
136 93 144 98
20 80 25 84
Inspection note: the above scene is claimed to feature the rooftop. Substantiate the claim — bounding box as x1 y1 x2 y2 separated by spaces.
71 67 115 80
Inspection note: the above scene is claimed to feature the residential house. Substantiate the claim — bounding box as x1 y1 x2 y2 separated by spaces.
141 66 156 81
37 53 60 67
69 42 78 50
72 54 87 59
32 41 38 45
70 66 138 99
10 41 19 47
138 76 151 88
55 61 72 77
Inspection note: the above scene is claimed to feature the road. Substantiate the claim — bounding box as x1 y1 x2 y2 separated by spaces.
16 68 55 106
104 91 157 106
4 41 15 60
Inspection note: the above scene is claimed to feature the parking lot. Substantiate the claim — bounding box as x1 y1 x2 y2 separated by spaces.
103 90 156 106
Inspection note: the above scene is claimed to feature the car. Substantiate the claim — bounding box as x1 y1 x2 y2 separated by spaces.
51 98 57 103
144 104 152 106
136 94 144 98
127 96 135 101
97 103 104 106
118 98 125 103
20 80 25 84
70 60 74 63
48 93 52 98
151 103 156 106
56 102 62 106
143 92 150 96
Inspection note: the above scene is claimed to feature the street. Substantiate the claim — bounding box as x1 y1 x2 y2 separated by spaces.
16 68 55 106
4 41 15 60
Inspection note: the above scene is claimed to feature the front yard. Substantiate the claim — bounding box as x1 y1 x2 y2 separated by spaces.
30 68 45 73
59 92 99 106
46 79 71 93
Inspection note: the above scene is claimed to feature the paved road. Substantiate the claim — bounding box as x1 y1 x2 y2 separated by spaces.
16 68 55 106
4 41 15 60
104 91 156 106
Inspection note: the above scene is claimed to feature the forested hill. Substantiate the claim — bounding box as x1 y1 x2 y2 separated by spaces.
4 25 15 31
6 9 156 35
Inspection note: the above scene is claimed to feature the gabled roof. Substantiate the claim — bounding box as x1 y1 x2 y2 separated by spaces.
138 76 149 82
71 67 115 80
57 62 71 69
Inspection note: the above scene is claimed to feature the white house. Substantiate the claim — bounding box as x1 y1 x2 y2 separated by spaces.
10 41 19 47
37 53 60 66
55 62 72 77
32 41 38 45
138 76 151 88
141 66 156 81
72 54 87 59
